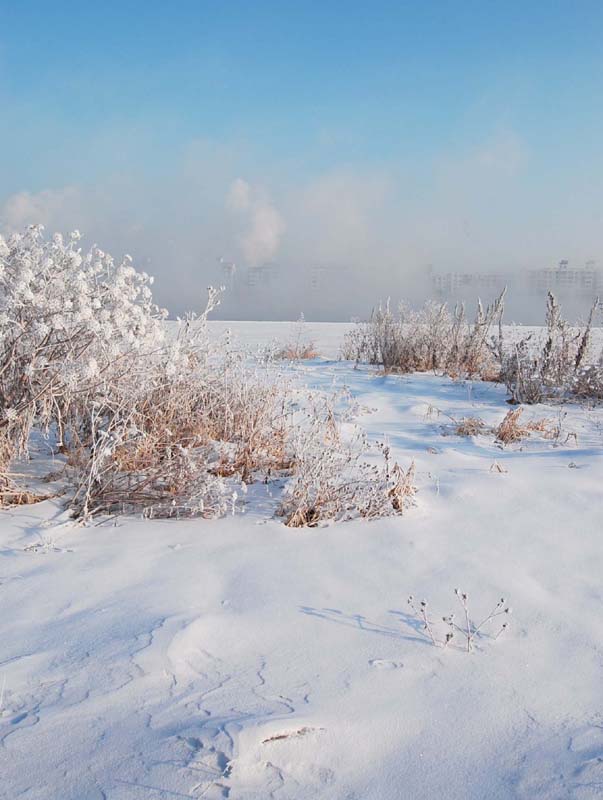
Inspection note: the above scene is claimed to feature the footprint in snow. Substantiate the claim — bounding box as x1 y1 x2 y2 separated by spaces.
369 659 403 670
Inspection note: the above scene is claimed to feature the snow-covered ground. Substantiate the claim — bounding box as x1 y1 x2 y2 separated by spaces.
205 319 603 362
2 323 603 799
206 320 354 361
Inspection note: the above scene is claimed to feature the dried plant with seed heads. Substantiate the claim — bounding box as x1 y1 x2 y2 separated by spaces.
407 590 512 652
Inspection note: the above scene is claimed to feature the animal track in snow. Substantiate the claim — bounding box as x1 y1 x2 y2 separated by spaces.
369 658 404 670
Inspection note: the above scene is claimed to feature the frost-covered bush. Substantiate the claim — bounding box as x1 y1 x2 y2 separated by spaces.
279 397 416 526
342 293 504 379
499 293 603 403
344 290 603 402
0 225 166 471
69 334 299 520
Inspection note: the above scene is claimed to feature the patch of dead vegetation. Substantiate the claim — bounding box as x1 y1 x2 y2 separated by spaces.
455 416 487 437
0 489 53 507
495 408 559 444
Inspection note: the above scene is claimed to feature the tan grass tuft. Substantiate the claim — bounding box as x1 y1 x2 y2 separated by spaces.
525 417 558 439
455 417 487 437
0 489 53 507
495 408 529 444
496 408 562 444
277 343 319 360
388 461 416 511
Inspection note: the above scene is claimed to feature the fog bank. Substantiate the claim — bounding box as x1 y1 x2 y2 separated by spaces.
2 135 602 324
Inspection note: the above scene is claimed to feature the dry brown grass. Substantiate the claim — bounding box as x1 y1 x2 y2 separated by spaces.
388 461 416 511
69 367 300 519
495 408 558 444
277 343 319 360
455 416 487 437
495 409 529 443
0 489 53 507
524 417 558 439
342 292 505 379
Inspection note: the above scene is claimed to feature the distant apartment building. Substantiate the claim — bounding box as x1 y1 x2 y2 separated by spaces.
220 260 350 294
432 260 602 303
217 257 237 289
431 271 507 299
246 263 279 288
526 260 601 295
214 259 364 319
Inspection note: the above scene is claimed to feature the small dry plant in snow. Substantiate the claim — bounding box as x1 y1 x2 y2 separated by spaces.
407 589 512 652
495 408 558 445
454 416 487 437
276 314 318 361
495 409 530 444
425 406 488 438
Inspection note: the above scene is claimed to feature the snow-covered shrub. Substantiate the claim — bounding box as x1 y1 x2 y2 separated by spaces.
0 225 166 470
345 290 603 402
571 361 603 399
341 300 406 370
499 293 602 403
342 293 504 379
279 398 416 527
66 292 301 520
0 227 232 518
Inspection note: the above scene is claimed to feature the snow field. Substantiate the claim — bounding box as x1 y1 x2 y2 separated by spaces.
1 325 603 798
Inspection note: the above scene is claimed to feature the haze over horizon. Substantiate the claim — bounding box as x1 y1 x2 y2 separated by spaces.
2 1 603 320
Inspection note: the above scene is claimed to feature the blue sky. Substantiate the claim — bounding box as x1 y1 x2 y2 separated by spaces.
1 1 603 315
3 1 603 187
